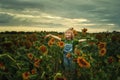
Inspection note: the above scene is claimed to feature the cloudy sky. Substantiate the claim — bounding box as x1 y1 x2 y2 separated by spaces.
0 0 120 32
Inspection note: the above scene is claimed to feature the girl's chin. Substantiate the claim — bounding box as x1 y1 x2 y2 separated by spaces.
66 37 71 40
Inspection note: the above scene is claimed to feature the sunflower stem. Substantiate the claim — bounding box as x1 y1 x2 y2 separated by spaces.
0 54 21 69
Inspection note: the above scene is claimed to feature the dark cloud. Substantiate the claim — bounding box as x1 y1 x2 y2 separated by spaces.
0 13 13 23
0 12 63 27
88 0 120 25
0 0 120 32
0 13 29 26
0 0 44 10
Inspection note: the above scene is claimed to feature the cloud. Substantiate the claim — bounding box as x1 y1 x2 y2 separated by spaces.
0 0 120 32
0 13 12 23
0 0 44 10
0 12 29 26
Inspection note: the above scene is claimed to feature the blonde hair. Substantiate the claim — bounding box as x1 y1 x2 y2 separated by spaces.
65 27 73 31
65 27 74 39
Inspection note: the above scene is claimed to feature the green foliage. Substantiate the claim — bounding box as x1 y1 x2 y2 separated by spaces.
0 31 120 80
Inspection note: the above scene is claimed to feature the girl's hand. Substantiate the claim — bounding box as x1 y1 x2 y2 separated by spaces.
79 39 87 42
44 34 51 39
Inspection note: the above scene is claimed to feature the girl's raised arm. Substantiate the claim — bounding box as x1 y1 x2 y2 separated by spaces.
45 34 61 41
78 39 87 42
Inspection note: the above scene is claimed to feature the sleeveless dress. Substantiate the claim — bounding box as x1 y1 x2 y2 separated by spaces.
63 40 75 71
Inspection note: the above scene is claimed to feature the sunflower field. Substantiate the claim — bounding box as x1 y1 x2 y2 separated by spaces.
0 30 120 80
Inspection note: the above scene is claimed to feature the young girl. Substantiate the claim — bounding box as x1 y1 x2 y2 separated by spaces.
45 28 86 70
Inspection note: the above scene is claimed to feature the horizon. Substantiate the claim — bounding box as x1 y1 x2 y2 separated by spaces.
0 26 119 33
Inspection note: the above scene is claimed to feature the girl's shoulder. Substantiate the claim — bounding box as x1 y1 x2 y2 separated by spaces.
73 39 79 44
73 38 78 42
61 38 65 41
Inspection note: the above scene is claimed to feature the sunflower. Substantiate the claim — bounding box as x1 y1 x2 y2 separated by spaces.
39 45 48 54
34 58 41 63
47 38 55 46
34 62 39 68
98 42 106 49
73 29 78 36
0 62 5 70
82 28 87 32
88 41 95 46
50 38 55 43
99 48 106 56
74 48 80 55
57 41 64 48
31 33 38 42
33 58 41 68
48 40 54 46
107 56 114 64
66 53 71 58
111 35 118 42
77 57 90 68
31 68 37 74
25 40 33 49
22 72 30 80
34 58 42 62
27 53 33 60
81 28 87 35
95 34 103 41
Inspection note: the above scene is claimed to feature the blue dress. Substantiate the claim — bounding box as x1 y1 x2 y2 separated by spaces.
63 40 75 71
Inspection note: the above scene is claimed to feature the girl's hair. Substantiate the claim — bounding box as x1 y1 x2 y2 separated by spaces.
65 27 73 32
65 27 74 39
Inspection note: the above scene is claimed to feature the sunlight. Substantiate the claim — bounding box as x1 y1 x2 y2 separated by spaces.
0 26 114 33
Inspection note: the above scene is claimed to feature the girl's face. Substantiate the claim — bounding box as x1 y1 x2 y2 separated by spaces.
64 30 73 40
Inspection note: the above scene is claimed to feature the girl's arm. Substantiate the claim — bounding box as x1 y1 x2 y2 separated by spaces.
45 34 61 41
78 39 87 42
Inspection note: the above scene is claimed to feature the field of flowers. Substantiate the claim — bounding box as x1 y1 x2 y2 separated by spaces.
0 30 120 80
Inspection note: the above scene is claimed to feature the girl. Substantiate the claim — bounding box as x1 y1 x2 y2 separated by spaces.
45 28 86 71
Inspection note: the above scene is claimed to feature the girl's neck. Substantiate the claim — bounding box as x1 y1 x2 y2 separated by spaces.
66 38 73 41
